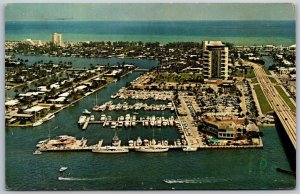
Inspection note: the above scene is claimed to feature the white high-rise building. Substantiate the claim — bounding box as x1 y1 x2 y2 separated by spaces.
51 33 63 46
202 41 229 80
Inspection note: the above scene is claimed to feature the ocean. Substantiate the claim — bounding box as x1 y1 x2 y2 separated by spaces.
5 20 296 45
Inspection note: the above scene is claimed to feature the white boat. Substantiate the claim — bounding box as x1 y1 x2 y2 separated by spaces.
131 121 136 127
90 115 95 121
110 94 117 99
135 146 169 153
33 120 43 127
82 109 91 114
124 121 130 127
128 140 134 147
133 112 139 115
59 166 68 172
112 134 121 146
117 121 123 127
33 150 42 155
136 137 143 146
92 146 129 153
78 116 87 125
182 146 198 152
36 139 48 148
150 120 155 127
100 114 106 121
111 121 117 129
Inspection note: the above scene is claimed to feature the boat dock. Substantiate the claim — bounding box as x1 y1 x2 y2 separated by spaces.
35 136 263 154
80 115 176 130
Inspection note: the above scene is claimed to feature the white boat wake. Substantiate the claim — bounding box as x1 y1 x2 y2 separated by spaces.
58 177 104 181
163 177 230 184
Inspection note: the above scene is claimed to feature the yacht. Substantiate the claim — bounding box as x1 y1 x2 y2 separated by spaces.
144 120 149 127
100 114 106 121
131 121 136 127
117 121 123 128
112 134 121 146
128 140 134 147
136 137 143 146
135 146 169 153
90 115 95 121
111 121 117 129
78 116 86 125
124 121 130 127
82 109 91 115
182 146 198 152
92 146 129 153
59 166 68 172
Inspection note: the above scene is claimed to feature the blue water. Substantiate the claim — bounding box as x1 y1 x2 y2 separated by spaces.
5 20 295 45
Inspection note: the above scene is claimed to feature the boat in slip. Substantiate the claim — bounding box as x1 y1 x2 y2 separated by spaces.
182 146 198 152
135 146 169 153
78 115 87 125
92 146 129 153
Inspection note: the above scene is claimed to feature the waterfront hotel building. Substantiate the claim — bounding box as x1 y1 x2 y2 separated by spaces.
51 32 63 47
202 41 229 80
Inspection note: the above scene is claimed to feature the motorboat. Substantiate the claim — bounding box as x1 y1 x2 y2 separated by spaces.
182 146 198 152
33 150 42 155
78 115 87 125
128 140 134 147
135 146 169 153
136 137 142 146
92 146 129 153
59 166 68 172
82 109 91 115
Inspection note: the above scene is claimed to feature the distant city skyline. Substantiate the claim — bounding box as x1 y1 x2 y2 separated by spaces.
5 3 295 21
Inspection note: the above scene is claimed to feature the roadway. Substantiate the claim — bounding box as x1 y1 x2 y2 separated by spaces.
251 62 296 149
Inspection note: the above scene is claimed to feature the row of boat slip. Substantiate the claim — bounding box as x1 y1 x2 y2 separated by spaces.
111 88 174 101
93 101 175 112
78 114 95 125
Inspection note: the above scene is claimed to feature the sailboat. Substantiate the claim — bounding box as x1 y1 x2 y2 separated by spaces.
92 93 100 111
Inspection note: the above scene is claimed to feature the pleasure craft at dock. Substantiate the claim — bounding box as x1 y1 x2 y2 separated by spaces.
92 146 129 153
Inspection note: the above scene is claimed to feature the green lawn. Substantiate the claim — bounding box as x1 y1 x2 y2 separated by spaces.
253 85 273 114
268 77 277 84
275 85 296 112
251 78 258 84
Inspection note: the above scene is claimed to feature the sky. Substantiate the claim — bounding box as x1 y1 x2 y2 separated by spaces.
5 3 295 21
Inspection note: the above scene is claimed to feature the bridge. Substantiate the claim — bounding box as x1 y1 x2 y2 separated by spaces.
251 62 296 149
